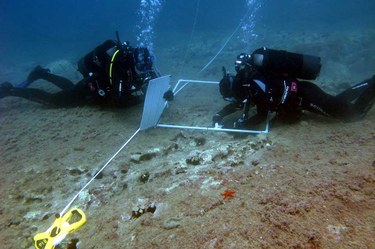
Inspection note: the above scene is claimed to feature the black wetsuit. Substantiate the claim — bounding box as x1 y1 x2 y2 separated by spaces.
3 73 91 107
4 70 148 107
1 40 158 108
216 67 375 125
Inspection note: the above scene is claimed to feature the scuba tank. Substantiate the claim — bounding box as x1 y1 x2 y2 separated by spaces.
251 47 322 80
77 32 135 103
77 31 133 78
77 40 119 77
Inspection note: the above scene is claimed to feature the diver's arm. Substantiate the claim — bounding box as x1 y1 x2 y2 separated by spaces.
213 102 244 125
218 102 244 116
235 98 268 128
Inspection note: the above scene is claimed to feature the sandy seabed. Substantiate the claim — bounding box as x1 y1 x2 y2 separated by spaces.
0 30 374 249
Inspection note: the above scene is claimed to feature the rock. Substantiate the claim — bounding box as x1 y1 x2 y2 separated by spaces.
200 150 213 164
130 154 142 162
175 167 187 174
216 144 232 158
47 60 82 82
140 148 161 161
67 168 84 176
130 148 161 163
326 224 350 241
186 148 220 165
163 218 181 230
94 171 104 179
139 172 150 183
193 137 206 146
186 150 201 165
23 210 42 221
24 195 43 204
163 142 179 155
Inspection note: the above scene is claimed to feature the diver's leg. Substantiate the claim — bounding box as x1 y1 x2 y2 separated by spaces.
2 87 55 105
336 75 375 102
27 66 75 90
0 82 14 99
299 81 355 120
47 89 88 107
1 83 87 107
353 75 375 118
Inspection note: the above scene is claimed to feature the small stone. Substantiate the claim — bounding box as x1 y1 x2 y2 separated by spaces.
66 238 79 249
200 150 213 164
252 160 260 166
163 218 181 230
132 209 143 218
186 156 200 165
131 148 161 163
139 172 150 183
68 168 83 176
175 168 187 174
146 204 157 213
42 213 50 221
24 196 43 204
94 171 104 179
140 148 161 161
186 150 201 165
194 137 206 146
130 154 142 163
122 183 128 189
73 147 85 152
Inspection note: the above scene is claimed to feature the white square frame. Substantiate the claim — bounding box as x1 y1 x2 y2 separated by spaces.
155 79 270 134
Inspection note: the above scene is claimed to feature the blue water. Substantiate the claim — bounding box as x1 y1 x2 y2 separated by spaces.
0 0 374 80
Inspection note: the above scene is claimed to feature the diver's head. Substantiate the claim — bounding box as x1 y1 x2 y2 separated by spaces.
235 53 252 72
134 47 153 72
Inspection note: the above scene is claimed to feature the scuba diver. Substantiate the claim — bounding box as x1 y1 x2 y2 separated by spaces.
213 47 375 128
0 33 160 108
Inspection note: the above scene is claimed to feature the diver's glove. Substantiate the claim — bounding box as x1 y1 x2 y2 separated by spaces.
212 114 223 127
163 90 174 101
138 71 155 83
233 117 245 129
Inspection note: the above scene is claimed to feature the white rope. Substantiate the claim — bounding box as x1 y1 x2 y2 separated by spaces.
60 128 141 216
198 8 251 74
177 0 201 77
